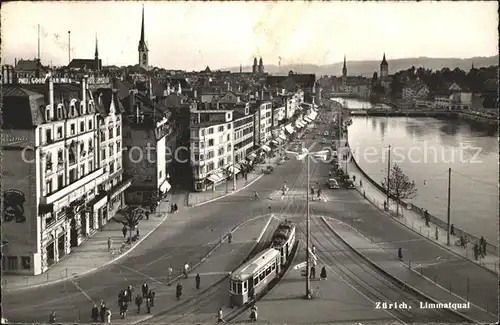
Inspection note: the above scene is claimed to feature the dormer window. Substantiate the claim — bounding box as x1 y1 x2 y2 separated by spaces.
80 102 85 115
70 103 76 116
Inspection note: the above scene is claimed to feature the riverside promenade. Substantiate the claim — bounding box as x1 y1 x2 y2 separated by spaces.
343 156 499 275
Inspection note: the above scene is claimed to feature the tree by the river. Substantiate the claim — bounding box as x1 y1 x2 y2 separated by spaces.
382 164 417 216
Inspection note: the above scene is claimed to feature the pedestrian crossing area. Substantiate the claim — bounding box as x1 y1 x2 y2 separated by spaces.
268 189 330 202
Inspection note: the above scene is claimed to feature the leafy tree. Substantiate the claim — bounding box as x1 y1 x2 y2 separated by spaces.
390 77 404 98
371 72 378 85
381 164 417 216
116 206 145 239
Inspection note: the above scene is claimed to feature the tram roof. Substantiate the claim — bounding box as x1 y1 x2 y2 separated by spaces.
230 248 279 281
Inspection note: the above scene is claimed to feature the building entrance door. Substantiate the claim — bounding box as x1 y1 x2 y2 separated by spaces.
58 235 66 259
70 218 78 247
47 242 55 267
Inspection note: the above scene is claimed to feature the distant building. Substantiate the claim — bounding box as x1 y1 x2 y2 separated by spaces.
380 53 390 90
68 37 102 72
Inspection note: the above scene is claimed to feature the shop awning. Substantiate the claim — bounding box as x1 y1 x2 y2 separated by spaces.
298 121 306 127
208 174 220 183
261 145 271 152
159 180 171 193
304 116 312 123
271 140 279 145
285 125 294 133
279 134 287 141
228 165 241 175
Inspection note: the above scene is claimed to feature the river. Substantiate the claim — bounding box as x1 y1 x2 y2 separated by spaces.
333 98 499 243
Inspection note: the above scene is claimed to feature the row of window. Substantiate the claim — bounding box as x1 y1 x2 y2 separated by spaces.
101 141 122 161
44 119 94 144
45 140 94 172
190 123 233 138
100 125 121 142
192 133 232 149
45 159 95 195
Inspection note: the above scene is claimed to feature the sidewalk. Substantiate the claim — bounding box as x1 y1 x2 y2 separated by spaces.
322 217 497 323
2 191 185 292
342 159 499 275
187 155 283 207
112 214 279 324
233 241 390 324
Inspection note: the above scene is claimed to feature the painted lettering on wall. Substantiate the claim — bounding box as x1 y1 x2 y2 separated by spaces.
3 189 27 223
17 76 110 85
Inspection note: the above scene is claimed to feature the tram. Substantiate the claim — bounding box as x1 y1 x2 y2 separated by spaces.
229 248 281 307
271 220 296 266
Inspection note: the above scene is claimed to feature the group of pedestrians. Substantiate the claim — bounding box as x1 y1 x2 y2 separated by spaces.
115 283 155 319
90 300 112 323
310 183 322 201
473 236 488 260
170 203 179 214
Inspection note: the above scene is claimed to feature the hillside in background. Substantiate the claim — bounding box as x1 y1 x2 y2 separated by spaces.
223 56 499 77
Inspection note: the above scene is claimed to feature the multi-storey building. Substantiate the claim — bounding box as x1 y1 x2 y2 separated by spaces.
94 87 131 224
251 101 272 150
190 106 234 192
121 92 172 205
232 105 254 164
1 76 112 275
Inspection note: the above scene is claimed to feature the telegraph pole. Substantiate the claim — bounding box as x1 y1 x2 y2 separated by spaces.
386 145 391 206
446 168 451 245
68 31 71 64
232 149 236 191
305 155 311 299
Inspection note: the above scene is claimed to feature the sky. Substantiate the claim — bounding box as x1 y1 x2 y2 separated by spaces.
2 1 498 71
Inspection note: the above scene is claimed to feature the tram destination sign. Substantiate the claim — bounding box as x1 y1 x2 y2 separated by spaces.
17 76 110 85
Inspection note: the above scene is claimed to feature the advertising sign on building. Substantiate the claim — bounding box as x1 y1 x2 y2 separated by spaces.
1 148 36 246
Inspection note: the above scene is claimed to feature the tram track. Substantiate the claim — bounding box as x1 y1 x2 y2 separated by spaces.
147 152 310 323
300 215 468 323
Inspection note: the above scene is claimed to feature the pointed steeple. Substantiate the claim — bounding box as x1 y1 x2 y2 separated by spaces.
94 34 99 58
140 4 145 44
381 53 388 66
342 55 347 76
138 4 148 52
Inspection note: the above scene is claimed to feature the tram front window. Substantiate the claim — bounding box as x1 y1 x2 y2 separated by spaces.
237 283 242 294
232 282 237 293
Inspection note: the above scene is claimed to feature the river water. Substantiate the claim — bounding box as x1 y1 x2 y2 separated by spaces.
333 98 499 243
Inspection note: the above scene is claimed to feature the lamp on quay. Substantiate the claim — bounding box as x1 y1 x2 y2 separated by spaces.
285 147 328 299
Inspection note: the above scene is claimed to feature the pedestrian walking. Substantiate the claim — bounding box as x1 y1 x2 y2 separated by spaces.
170 204 174 214
249 305 258 321
135 294 143 314
360 179 363 187
148 290 155 307
167 267 173 285
141 282 149 298
353 175 356 183
310 266 316 279
49 311 56 324
383 201 387 211
145 296 151 314
99 303 107 322
184 262 189 278
145 211 150 220
435 227 439 240
122 226 127 238
473 244 479 260
228 232 232 244
126 285 134 301
312 245 316 255
195 273 201 290
450 224 455 235
424 210 430 227
176 283 183 300
482 238 487 257
310 187 315 196
398 248 403 260
317 188 322 199
107 237 112 252
320 266 327 280
217 307 225 323
105 309 111 323
91 304 99 322
136 228 140 238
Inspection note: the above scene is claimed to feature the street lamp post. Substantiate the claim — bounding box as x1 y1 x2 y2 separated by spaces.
285 147 328 299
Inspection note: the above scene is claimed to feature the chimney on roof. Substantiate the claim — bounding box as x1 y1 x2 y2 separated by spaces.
81 76 87 112
48 74 54 117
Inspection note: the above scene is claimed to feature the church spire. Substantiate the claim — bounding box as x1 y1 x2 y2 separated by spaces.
342 55 347 76
140 4 145 44
94 34 99 58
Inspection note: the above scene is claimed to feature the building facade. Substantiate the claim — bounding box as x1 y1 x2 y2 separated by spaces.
122 93 172 205
190 107 234 192
1 76 113 275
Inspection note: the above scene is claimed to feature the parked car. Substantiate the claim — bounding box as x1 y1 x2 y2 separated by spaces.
344 180 356 189
326 178 340 189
